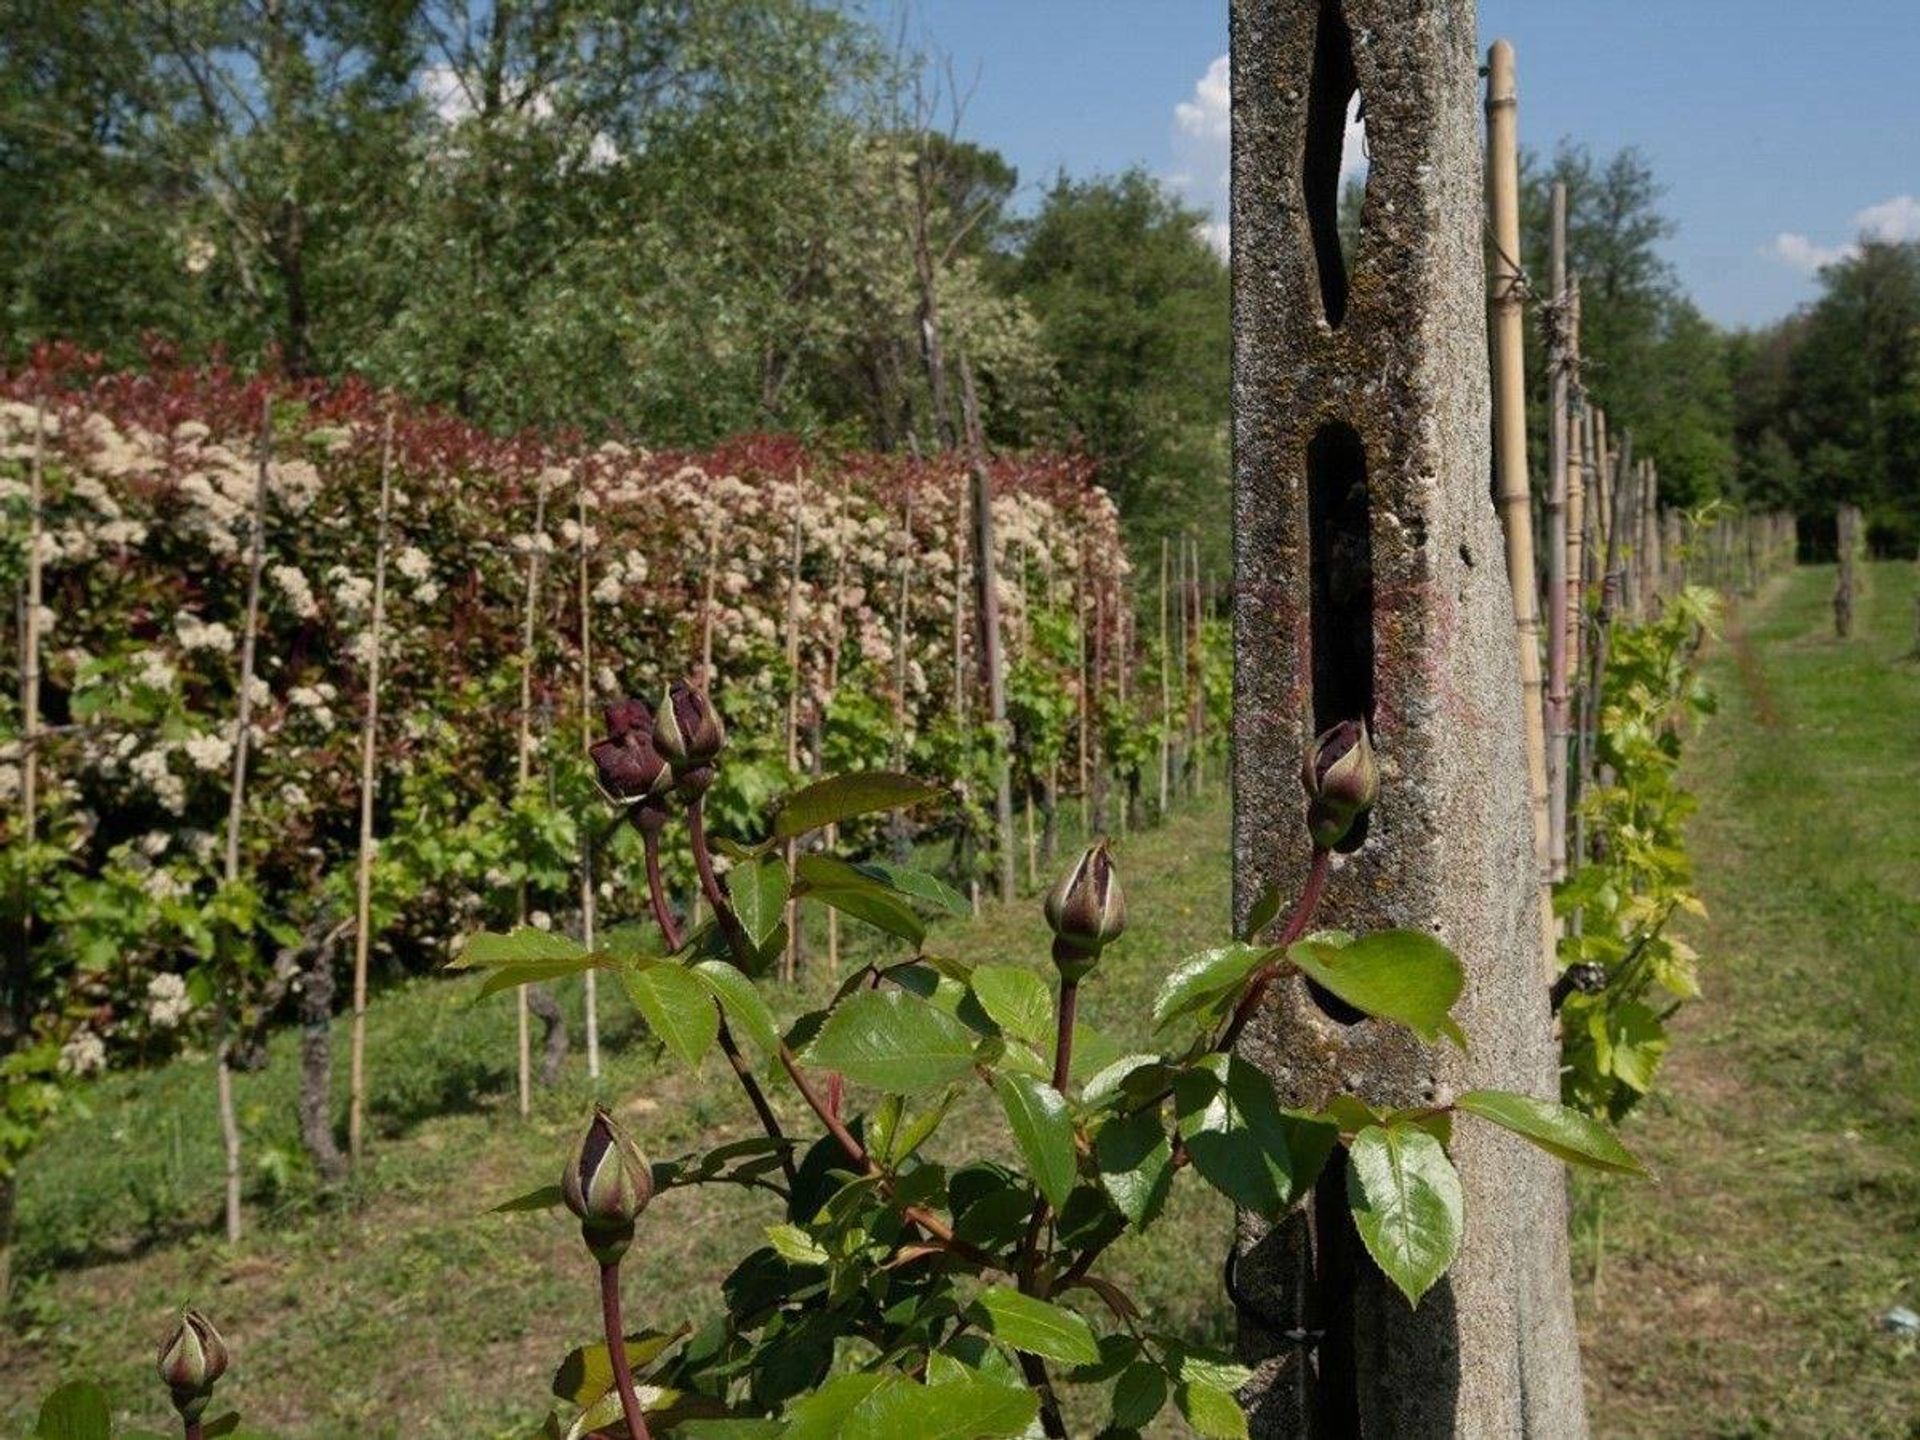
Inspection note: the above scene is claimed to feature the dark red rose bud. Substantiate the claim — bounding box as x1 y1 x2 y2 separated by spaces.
158 1309 229 1422
1301 720 1378 849
1044 839 1127 980
562 1105 655 1265
603 697 653 741
590 732 672 803
653 681 725 771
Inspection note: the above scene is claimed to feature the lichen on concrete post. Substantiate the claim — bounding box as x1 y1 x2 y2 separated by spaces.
1229 0 1587 1434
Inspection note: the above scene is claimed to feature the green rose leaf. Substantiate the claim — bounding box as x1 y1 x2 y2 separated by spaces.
1110 1361 1170 1429
994 1072 1077 1211
968 1286 1101 1365
1174 1054 1334 1214
33 1381 112 1440
804 989 978 1092
491 1183 564 1213
452 926 588 969
771 772 946 839
1175 1381 1250 1439
692 960 780 1055
553 1329 689 1405
1287 930 1466 1046
1346 1122 1464 1306
853 860 971 917
620 959 720 1068
1455 1089 1648 1176
1152 944 1267 1030
729 859 790 952
1094 1107 1175 1229
971 965 1054 1047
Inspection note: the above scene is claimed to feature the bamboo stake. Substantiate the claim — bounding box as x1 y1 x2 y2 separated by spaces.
347 414 394 1161
892 494 913 767
1187 534 1203 796
1486 39 1553 898
19 405 44 921
1545 183 1571 884
824 542 847 965
217 392 273 1242
514 466 550 1117
959 356 1016 902
783 484 804 980
1642 462 1662 615
577 465 600 1081
1075 561 1088 833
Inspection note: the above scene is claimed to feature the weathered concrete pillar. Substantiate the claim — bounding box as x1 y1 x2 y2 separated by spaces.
1229 1 1587 1434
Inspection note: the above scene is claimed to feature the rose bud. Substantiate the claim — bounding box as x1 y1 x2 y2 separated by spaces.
589 731 672 804
562 1105 655 1265
653 680 726 772
1302 719 1378 850
157 1308 229 1421
603 697 653 741
1044 840 1126 980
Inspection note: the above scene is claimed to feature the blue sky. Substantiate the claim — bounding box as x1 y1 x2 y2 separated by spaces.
848 1 1920 329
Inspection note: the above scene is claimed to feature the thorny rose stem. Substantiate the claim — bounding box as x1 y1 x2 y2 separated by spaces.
640 817 796 1187
601 1260 653 1440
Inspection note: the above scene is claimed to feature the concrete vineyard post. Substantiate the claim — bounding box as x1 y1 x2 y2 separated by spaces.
1230 4 1586 1432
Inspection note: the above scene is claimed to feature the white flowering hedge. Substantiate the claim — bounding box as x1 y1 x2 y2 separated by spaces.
0 355 1137 1094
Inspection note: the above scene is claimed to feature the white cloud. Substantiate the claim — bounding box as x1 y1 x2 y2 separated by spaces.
1856 194 1920 243
1765 193 1920 274
1170 54 1367 264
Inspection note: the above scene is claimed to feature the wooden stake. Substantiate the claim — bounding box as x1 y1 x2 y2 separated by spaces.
218 392 273 1242
19 404 43 912
1157 536 1171 817
348 413 394 1161
577 465 600 1081
783 482 804 980
514 465 549 1117
959 356 1016 901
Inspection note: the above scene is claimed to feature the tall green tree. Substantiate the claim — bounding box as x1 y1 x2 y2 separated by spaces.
1009 170 1231 567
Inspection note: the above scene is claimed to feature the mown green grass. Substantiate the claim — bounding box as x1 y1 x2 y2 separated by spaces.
1573 561 1920 1438
3 795 1242 1437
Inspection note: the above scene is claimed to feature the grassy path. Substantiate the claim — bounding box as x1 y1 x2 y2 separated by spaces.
1574 561 1920 1438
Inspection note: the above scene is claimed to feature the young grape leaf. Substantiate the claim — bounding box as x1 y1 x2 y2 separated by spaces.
1455 1089 1647 1175
994 1072 1077 1211
1345 1122 1463 1306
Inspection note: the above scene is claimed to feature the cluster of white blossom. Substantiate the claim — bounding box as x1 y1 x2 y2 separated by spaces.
146 972 194 1029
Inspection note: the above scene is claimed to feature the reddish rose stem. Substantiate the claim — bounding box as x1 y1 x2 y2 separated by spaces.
642 820 796 1186
684 791 999 1271
600 1261 653 1440
184 1423 203 1440
1216 846 1332 1053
